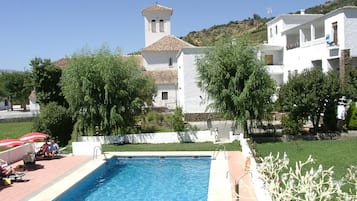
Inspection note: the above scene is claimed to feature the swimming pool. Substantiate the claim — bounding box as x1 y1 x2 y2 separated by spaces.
54 156 211 201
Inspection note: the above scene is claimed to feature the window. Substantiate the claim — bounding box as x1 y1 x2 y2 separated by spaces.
332 22 338 45
270 28 273 38
162 92 168 100
264 55 273 65
275 25 278 35
151 20 156 33
169 57 172 66
312 60 322 70
159 19 164 32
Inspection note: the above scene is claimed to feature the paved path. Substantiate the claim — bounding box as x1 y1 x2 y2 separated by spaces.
228 151 257 201
0 155 90 201
0 110 37 120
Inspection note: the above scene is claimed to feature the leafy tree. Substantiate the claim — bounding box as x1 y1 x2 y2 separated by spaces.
279 68 341 134
31 58 67 106
0 71 33 111
253 13 261 20
61 47 156 136
196 38 275 137
0 79 6 98
33 102 73 146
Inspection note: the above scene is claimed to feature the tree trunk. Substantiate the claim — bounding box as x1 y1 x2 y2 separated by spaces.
243 120 249 138
9 96 13 111
22 103 27 111
311 114 320 135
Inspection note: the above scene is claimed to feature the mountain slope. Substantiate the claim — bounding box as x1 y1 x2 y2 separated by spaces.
180 0 357 46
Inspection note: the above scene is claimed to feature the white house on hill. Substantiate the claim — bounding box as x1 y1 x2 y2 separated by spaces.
259 6 357 85
52 4 357 121
141 4 357 119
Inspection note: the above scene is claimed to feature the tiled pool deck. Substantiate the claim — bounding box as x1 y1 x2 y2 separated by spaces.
0 151 257 201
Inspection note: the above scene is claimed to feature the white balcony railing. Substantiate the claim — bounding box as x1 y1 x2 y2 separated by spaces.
265 65 284 75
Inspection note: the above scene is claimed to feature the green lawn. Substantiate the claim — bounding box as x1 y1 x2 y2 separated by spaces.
0 120 35 151
0 120 242 152
254 138 357 179
0 121 34 139
103 141 241 152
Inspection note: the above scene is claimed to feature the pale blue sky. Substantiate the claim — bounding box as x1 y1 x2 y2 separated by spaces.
0 0 328 71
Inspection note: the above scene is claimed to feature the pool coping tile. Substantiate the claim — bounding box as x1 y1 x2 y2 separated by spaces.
22 151 256 201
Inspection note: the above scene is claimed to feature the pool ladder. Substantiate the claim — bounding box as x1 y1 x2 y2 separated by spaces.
227 170 253 201
93 146 102 159
212 143 227 160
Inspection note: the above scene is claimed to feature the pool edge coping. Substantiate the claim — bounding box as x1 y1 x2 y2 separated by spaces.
27 151 233 201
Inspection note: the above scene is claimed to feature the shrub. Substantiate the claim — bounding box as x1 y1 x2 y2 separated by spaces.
258 153 357 200
323 101 338 131
33 102 73 146
347 102 357 130
135 111 172 133
281 114 304 135
170 107 185 132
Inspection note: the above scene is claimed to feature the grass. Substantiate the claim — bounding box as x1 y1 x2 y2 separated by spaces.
103 141 241 152
0 120 35 151
0 120 242 152
254 138 357 179
0 121 34 139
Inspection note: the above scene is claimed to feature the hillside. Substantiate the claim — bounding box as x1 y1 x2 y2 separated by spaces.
180 0 357 46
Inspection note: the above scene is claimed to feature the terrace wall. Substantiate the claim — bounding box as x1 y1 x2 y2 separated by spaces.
78 130 215 144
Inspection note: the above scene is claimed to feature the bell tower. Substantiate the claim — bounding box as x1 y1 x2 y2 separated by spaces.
142 4 173 47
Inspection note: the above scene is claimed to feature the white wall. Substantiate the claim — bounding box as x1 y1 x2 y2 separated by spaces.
0 143 35 164
280 9 357 83
177 52 185 109
177 47 210 114
267 19 286 46
72 142 101 156
143 12 171 47
325 12 346 50
78 130 215 144
283 42 327 82
267 15 322 46
344 9 357 57
29 99 40 115
153 84 177 109
142 51 178 70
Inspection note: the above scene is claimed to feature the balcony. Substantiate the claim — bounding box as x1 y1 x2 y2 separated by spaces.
265 64 284 75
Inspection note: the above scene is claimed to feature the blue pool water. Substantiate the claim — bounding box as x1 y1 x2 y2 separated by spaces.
55 156 211 201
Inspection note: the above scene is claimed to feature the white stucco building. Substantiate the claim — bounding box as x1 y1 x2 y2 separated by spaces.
177 47 211 115
140 4 357 119
0 97 10 110
259 6 357 85
140 4 212 117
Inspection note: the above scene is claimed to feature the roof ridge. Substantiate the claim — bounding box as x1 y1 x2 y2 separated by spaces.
142 35 195 52
142 4 173 15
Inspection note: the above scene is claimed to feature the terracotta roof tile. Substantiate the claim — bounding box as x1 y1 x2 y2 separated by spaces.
142 35 195 52
144 69 177 84
53 58 70 69
122 55 144 68
142 4 173 15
